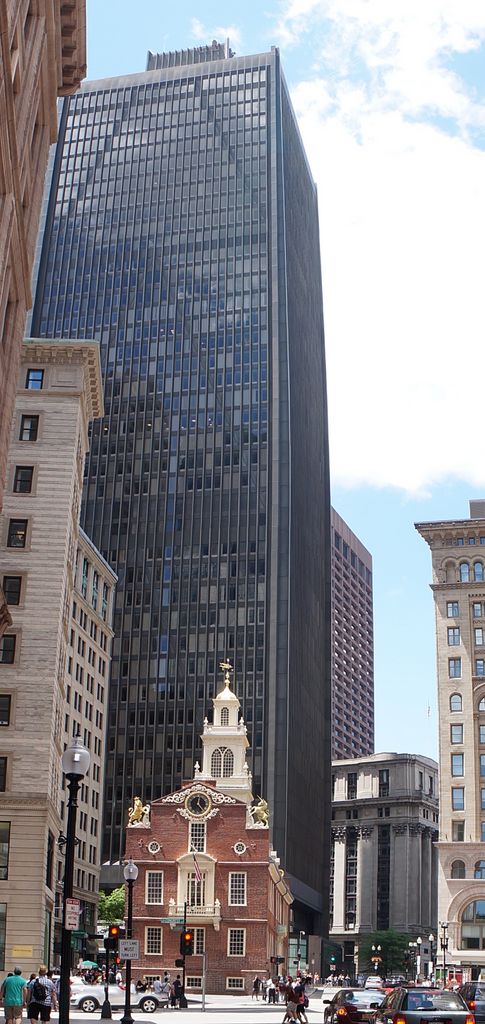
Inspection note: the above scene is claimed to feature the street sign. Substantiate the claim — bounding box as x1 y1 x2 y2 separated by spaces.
160 917 184 924
65 898 81 931
119 939 140 960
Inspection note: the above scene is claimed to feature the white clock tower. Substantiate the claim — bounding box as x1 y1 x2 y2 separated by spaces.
196 661 254 805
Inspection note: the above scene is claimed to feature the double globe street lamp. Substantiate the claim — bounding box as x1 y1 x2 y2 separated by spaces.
59 737 91 1024
121 859 139 1024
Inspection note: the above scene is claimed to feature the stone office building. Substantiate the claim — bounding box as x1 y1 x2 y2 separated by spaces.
0 0 87 635
417 501 485 980
329 752 439 975
125 666 292 994
0 337 115 972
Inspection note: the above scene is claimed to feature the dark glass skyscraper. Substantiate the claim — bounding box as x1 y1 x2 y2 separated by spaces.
32 44 331 928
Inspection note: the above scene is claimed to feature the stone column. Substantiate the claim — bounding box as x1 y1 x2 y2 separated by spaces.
421 828 432 927
408 825 423 928
331 828 347 932
357 827 376 931
391 824 409 930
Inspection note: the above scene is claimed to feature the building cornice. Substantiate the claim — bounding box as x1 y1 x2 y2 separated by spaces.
22 338 103 420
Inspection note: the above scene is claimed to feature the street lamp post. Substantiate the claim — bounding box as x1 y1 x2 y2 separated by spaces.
121 859 139 1024
371 945 382 975
416 937 422 982
59 737 91 1024
428 934 435 981
440 922 449 988
297 931 306 974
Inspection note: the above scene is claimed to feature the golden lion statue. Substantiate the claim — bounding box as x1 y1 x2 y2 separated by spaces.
128 796 150 827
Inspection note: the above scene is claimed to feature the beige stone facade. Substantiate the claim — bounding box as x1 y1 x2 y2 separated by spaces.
417 503 485 979
330 752 438 977
0 1 87 633
0 338 112 973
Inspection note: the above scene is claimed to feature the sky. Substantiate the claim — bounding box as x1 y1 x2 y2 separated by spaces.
85 0 485 761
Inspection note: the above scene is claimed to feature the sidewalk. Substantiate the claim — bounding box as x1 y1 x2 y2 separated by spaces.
56 990 322 1022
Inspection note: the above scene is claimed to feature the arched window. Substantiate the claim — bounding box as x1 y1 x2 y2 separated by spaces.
220 707 229 726
222 748 234 777
479 698 485 712
450 693 463 712
475 562 484 582
451 860 466 878
211 749 222 777
475 861 485 879
460 562 470 582
461 900 485 949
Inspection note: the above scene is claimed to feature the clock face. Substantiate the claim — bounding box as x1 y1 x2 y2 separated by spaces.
186 792 211 816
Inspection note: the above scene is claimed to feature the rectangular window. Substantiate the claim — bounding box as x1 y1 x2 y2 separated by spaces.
452 787 465 810
145 927 162 954
451 754 464 776
480 726 485 745
0 698 11 728
227 928 245 956
0 824 10 881
448 627 460 645
19 415 39 441
452 821 465 841
482 822 485 842
2 577 21 605
25 368 44 390
477 660 485 677
474 603 484 618
146 871 164 905
481 755 485 776
194 927 205 955
81 558 89 598
226 978 244 990
102 583 109 621
186 977 202 989
13 466 33 493
0 637 15 665
346 771 357 799
481 789 485 811
451 724 463 744
187 871 205 907
447 601 459 617
379 769 389 797
476 629 485 646
189 821 206 853
449 658 462 678
92 571 99 610
46 830 54 889
229 872 247 905
7 519 27 548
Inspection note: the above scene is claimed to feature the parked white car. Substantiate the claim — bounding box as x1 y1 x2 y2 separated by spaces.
70 981 159 1013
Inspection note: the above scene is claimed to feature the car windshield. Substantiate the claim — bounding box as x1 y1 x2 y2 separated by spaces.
342 991 383 1008
404 992 464 1011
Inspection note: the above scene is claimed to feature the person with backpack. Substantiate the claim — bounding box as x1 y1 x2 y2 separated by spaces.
27 965 57 1024
1 967 28 1024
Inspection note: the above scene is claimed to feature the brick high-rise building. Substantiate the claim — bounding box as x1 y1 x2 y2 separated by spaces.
417 500 485 981
31 43 332 931
0 0 87 634
331 508 374 759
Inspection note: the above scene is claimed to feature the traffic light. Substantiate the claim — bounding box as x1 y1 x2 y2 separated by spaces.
180 929 194 956
104 924 120 953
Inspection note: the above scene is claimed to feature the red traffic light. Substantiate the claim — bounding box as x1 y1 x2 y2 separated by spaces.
109 925 120 938
180 929 194 956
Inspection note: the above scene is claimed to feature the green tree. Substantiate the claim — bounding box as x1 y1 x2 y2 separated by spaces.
359 931 410 976
98 887 125 924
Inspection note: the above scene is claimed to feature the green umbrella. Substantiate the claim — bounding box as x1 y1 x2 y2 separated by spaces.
80 960 99 968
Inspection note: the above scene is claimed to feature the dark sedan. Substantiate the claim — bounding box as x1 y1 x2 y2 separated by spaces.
459 983 485 1024
323 988 385 1024
374 987 474 1024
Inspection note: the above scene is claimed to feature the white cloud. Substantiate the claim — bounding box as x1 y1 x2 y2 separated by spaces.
273 1 485 493
190 17 242 51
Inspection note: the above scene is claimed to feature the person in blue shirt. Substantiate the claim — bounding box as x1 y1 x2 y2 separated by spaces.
1 967 28 1024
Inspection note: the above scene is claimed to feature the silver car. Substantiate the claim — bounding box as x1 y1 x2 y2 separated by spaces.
70 981 159 1014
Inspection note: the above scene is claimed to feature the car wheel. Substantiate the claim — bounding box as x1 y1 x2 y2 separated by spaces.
79 997 99 1013
140 997 159 1013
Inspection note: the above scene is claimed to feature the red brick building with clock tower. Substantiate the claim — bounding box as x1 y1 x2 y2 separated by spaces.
124 664 292 995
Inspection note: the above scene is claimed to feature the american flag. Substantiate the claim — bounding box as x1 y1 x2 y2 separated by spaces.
191 846 202 883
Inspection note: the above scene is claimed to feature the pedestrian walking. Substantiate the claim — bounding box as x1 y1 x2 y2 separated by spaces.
294 977 308 1023
158 978 171 1009
267 978 276 1004
1 967 28 1024
282 977 298 1023
252 976 261 1000
173 975 183 1007
27 966 57 1024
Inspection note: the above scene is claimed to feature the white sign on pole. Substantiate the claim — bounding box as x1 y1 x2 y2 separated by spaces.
65 898 81 931
119 939 140 961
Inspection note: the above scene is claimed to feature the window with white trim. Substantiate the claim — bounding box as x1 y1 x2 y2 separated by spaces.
229 872 247 905
189 821 206 852
186 977 203 990
226 978 245 990
220 707 229 725
227 928 245 956
194 927 205 954
187 872 206 906
146 870 164 905
145 926 162 954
